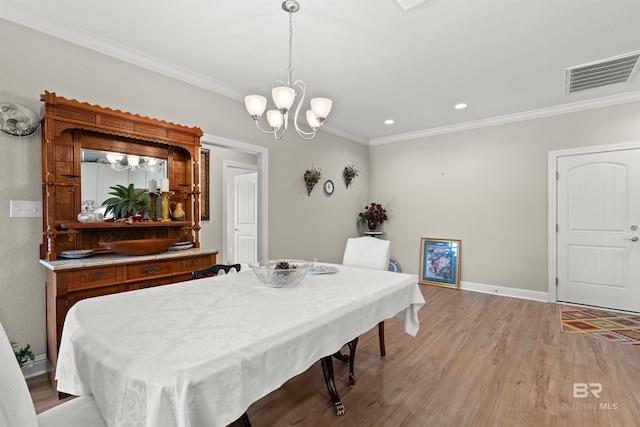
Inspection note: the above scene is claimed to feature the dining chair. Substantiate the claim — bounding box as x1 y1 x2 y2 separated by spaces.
191 263 242 279
0 322 107 427
339 236 391 385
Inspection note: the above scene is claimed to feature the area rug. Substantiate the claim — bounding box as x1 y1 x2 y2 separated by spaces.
560 306 640 347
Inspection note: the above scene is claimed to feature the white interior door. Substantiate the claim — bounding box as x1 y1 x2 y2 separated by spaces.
233 172 258 264
556 148 640 312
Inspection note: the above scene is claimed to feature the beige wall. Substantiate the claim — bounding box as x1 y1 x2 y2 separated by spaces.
0 20 368 356
1 17 638 361
370 102 640 291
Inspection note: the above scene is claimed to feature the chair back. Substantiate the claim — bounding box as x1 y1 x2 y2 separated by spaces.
0 322 38 427
192 263 242 279
342 237 391 270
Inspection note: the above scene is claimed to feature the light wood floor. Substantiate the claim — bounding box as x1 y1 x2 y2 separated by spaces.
29 285 640 426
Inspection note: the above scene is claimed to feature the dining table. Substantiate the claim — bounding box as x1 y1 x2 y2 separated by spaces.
55 263 425 427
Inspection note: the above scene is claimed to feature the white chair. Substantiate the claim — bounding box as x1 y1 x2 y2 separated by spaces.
340 236 391 385
0 322 107 427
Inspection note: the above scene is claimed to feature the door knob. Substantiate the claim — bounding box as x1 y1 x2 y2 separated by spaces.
623 236 639 242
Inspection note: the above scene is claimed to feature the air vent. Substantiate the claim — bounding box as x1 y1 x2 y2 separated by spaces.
394 0 428 11
565 51 640 94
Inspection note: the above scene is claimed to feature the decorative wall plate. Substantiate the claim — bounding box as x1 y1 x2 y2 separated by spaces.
324 179 334 195
388 259 401 273
0 103 40 137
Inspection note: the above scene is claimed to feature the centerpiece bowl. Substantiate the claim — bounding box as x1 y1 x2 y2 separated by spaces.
249 259 313 288
98 238 180 256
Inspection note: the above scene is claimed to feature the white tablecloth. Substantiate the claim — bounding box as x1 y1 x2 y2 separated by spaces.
56 265 425 427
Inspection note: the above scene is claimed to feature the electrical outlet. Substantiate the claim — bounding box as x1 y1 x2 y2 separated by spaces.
10 200 42 218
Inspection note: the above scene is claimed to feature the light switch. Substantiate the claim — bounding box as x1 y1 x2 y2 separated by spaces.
10 200 42 218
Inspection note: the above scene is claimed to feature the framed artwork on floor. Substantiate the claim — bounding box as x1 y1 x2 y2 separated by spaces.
419 238 461 288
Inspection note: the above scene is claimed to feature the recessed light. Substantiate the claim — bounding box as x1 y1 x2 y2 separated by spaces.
454 103 467 110
384 119 395 125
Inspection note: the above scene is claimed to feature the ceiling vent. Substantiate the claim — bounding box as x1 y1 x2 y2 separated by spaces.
394 0 428 11
565 51 640 94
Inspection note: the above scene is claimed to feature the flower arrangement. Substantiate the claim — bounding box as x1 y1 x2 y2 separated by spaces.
359 202 388 231
343 162 360 188
303 165 322 196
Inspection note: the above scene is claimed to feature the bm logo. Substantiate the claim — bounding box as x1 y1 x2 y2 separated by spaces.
573 383 602 398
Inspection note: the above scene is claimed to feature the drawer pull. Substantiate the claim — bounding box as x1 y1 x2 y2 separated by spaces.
143 267 159 274
93 272 104 280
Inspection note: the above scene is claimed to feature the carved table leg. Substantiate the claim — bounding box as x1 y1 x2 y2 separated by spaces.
238 412 252 427
227 412 251 427
320 356 345 416
347 337 358 386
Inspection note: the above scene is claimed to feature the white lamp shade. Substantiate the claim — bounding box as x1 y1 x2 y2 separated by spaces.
245 95 267 117
272 86 296 110
266 110 283 130
106 153 123 164
310 98 332 119
127 155 140 168
306 110 320 129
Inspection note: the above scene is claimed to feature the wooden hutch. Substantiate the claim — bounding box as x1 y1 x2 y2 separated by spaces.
39 92 218 387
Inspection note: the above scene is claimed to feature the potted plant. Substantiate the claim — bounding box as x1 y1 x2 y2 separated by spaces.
12 342 35 367
343 162 360 188
303 165 322 196
359 202 388 231
102 183 152 220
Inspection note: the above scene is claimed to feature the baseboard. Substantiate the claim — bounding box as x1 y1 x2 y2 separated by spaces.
460 281 549 302
21 354 49 379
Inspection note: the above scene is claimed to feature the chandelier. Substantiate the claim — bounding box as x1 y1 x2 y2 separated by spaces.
244 0 332 140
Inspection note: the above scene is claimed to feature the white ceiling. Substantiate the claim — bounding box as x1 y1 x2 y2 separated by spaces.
2 0 639 144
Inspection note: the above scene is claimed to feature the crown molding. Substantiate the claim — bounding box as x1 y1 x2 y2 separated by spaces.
0 6 243 100
369 91 640 146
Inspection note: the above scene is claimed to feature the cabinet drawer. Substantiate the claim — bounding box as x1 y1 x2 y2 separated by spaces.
178 256 208 272
70 267 118 290
127 260 174 280
127 277 173 291
67 284 127 307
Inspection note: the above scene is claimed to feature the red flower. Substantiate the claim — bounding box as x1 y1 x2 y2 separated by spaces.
359 202 388 223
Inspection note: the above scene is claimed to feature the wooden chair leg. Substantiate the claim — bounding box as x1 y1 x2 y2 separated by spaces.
378 321 385 357
347 337 358 386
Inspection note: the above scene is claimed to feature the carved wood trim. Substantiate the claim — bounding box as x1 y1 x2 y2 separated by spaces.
40 92 203 261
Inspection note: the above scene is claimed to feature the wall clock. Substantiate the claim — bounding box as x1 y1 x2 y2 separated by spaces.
324 179 334 195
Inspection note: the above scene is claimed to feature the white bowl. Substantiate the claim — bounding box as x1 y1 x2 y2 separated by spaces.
249 260 313 288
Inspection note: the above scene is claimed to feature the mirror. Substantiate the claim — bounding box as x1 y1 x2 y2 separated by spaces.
81 149 167 209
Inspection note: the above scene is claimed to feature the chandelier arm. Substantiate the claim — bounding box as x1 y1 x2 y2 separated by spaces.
254 120 278 135
253 118 286 140
291 80 319 139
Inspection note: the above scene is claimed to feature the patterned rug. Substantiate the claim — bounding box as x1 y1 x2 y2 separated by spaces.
560 306 640 346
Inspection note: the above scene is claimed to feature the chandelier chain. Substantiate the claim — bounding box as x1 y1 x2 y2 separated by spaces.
287 9 294 85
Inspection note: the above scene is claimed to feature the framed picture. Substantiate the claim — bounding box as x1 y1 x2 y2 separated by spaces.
419 238 461 288
200 148 210 221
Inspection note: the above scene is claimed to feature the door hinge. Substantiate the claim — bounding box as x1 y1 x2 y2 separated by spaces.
555 277 559 286
555 171 559 180
556 224 559 233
